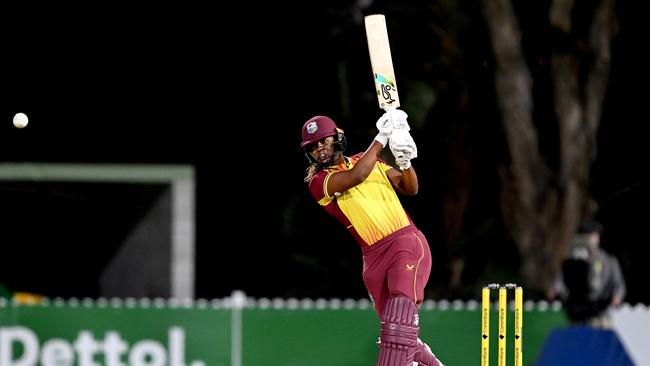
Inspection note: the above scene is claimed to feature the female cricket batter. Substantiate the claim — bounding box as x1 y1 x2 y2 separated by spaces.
300 111 444 366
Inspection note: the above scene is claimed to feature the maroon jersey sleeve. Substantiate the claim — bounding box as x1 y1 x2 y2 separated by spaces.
308 170 328 201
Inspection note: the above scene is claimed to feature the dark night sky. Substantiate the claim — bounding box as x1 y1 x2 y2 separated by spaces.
1 2 647 302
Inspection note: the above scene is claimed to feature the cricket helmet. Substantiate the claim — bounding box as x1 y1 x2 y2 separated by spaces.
300 115 346 164
300 116 342 146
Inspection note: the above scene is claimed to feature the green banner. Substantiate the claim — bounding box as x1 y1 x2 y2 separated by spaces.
0 300 568 365
0 303 231 366
243 305 567 365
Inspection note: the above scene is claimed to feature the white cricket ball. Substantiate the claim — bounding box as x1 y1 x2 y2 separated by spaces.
13 112 29 128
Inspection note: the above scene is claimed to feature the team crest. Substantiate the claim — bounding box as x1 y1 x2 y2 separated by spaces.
306 121 318 134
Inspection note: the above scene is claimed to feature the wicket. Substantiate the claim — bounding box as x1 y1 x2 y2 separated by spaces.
481 283 523 366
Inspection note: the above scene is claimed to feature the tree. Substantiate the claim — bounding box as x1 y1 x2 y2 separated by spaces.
480 0 618 293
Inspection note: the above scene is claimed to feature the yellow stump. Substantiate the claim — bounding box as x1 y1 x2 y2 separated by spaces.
498 286 507 366
481 287 490 366
514 286 523 366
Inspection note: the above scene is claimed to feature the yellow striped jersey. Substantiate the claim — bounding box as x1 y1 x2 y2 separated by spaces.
307 153 412 246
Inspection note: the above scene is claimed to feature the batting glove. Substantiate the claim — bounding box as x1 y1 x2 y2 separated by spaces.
395 156 412 170
390 129 417 160
376 109 410 135
376 111 393 137
374 110 394 147
374 133 389 147
387 109 410 131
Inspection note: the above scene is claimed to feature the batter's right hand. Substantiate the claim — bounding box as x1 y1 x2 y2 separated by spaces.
376 111 394 137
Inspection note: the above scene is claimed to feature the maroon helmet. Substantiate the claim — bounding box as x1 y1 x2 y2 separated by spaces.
301 115 339 147
300 115 346 165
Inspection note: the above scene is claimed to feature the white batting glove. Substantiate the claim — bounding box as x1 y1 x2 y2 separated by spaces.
376 109 410 135
387 109 410 131
391 131 416 171
374 110 395 147
390 129 417 160
374 133 389 147
393 144 415 170
376 111 393 137
393 145 416 161
395 156 412 170
374 117 389 147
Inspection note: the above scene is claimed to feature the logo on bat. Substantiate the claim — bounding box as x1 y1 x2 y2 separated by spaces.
375 74 397 104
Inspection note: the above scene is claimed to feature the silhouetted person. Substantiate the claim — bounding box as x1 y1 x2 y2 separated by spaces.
552 220 626 328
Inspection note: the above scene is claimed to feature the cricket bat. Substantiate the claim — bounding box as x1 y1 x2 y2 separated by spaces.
364 14 400 110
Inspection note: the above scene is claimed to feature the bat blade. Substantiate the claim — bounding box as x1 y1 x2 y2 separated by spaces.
364 14 400 110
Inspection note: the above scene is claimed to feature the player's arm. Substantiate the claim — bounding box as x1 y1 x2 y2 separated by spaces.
325 140 385 196
387 165 418 196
